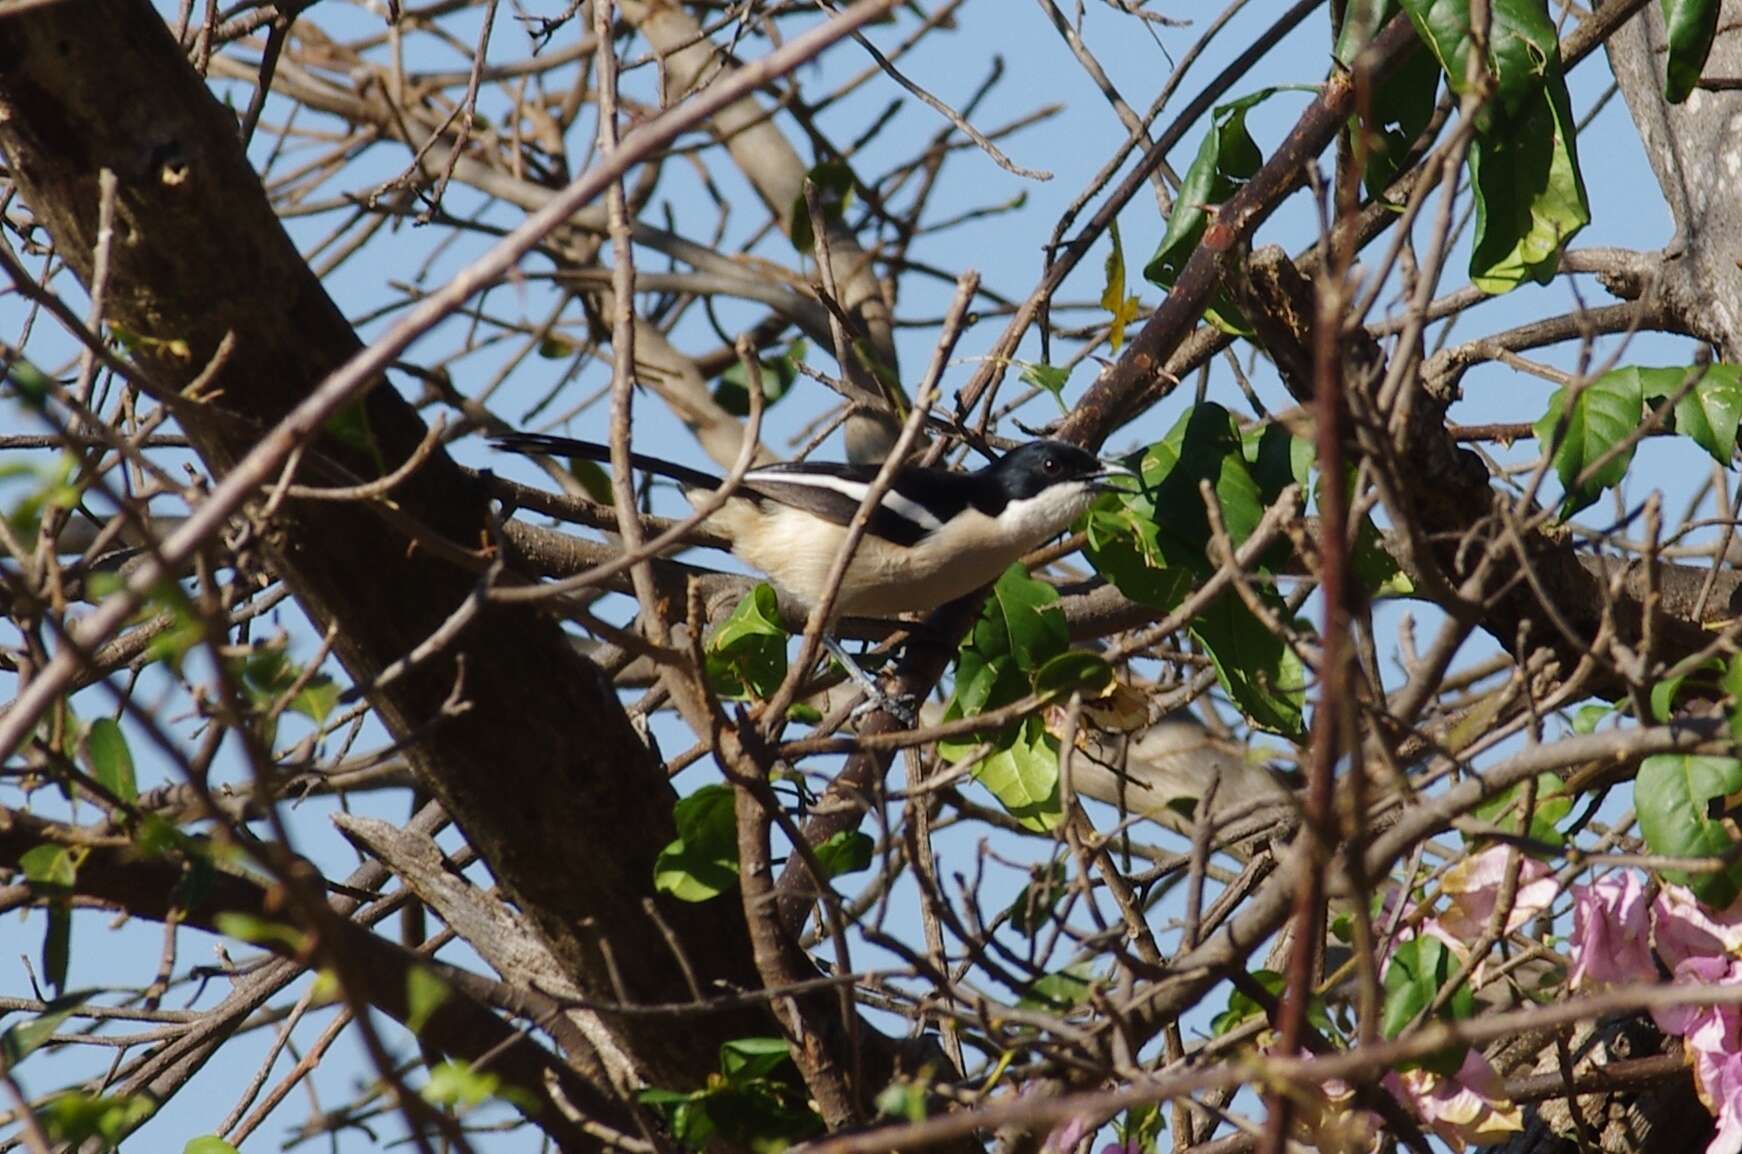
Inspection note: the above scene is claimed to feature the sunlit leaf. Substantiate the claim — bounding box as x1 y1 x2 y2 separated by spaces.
423 1060 506 1111
38 1090 155 1150
405 965 450 1036
1533 369 1644 516
82 718 137 804
1145 91 1285 333
972 715 1063 832
812 830 873 880
714 339 806 417
1337 0 1442 194
976 564 1068 672
1471 772 1572 847
1191 590 1307 737
1381 936 1474 1070
1019 361 1072 412
1100 220 1142 352
705 584 789 701
1636 754 1742 906
1663 0 1720 102
1 990 92 1065
1402 0 1590 292
654 784 740 902
1019 962 1097 1011
1662 364 1742 466
213 912 309 953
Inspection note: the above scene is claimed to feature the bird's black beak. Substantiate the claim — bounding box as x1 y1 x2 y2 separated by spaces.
1088 460 1139 494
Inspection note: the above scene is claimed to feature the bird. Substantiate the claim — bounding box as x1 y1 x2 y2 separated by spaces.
490 433 1132 619
1065 712 1293 826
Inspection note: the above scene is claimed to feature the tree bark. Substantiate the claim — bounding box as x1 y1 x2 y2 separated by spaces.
0 0 772 1101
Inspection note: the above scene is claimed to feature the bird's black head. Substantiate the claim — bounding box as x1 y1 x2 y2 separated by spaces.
987 439 1125 501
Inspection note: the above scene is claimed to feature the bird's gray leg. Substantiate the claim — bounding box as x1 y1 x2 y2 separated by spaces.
822 635 916 726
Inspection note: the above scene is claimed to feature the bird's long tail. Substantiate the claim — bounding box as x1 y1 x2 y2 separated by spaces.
490 433 723 492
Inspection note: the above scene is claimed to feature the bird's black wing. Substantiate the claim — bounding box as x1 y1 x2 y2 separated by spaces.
740 462 983 548
490 433 724 491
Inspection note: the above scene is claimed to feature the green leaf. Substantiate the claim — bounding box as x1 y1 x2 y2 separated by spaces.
641 1037 822 1154
1636 754 1742 906
654 784 740 902
1533 368 1645 516
1005 860 1068 936
536 335 575 359
812 830 873 880
1114 403 1270 579
1145 91 1281 334
1351 511 1413 598
20 843 76 894
214 912 309 952
1083 501 1192 610
1018 362 1072 412
1032 650 1114 699
714 339 806 417
185 1138 242 1154
1649 661 1725 723
1100 220 1141 352
1 990 92 1065
719 1036 793 1083
1190 590 1307 737
4 455 84 541
1571 702 1614 735
322 398 377 457
1401 0 1590 292
1337 0 1442 195
1381 935 1475 1044
142 582 204 670
38 1090 155 1150
1210 969 1333 1037
1471 772 1572 847
973 715 1064 832
875 1080 930 1123
705 584 789 701
1726 655 1742 743
134 813 191 858
976 564 1068 672
937 649 1029 757
82 718 137 804
423 1060 505 1111
1663 0 1720 102
1242 422 1313 504
405 965 450 1036
1665 364 1742 466
789 160 855 251
289 676 341 726
5 359 58 408
1019 962 1097 1011
42 905 70 993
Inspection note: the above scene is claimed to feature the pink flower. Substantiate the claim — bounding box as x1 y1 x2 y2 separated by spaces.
1438 848 1558 939
1652 955 1736 1036
1654 885 1742 970
1686 996 1742 1154
1569 871 1655 988
1383 1049 1522 1152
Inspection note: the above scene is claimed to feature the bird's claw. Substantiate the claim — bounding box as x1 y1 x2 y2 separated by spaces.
851 692 917 727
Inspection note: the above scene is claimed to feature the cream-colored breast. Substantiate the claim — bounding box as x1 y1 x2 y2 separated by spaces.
702 484 1096 618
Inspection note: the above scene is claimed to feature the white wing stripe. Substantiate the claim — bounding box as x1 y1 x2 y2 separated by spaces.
743 470 945 531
